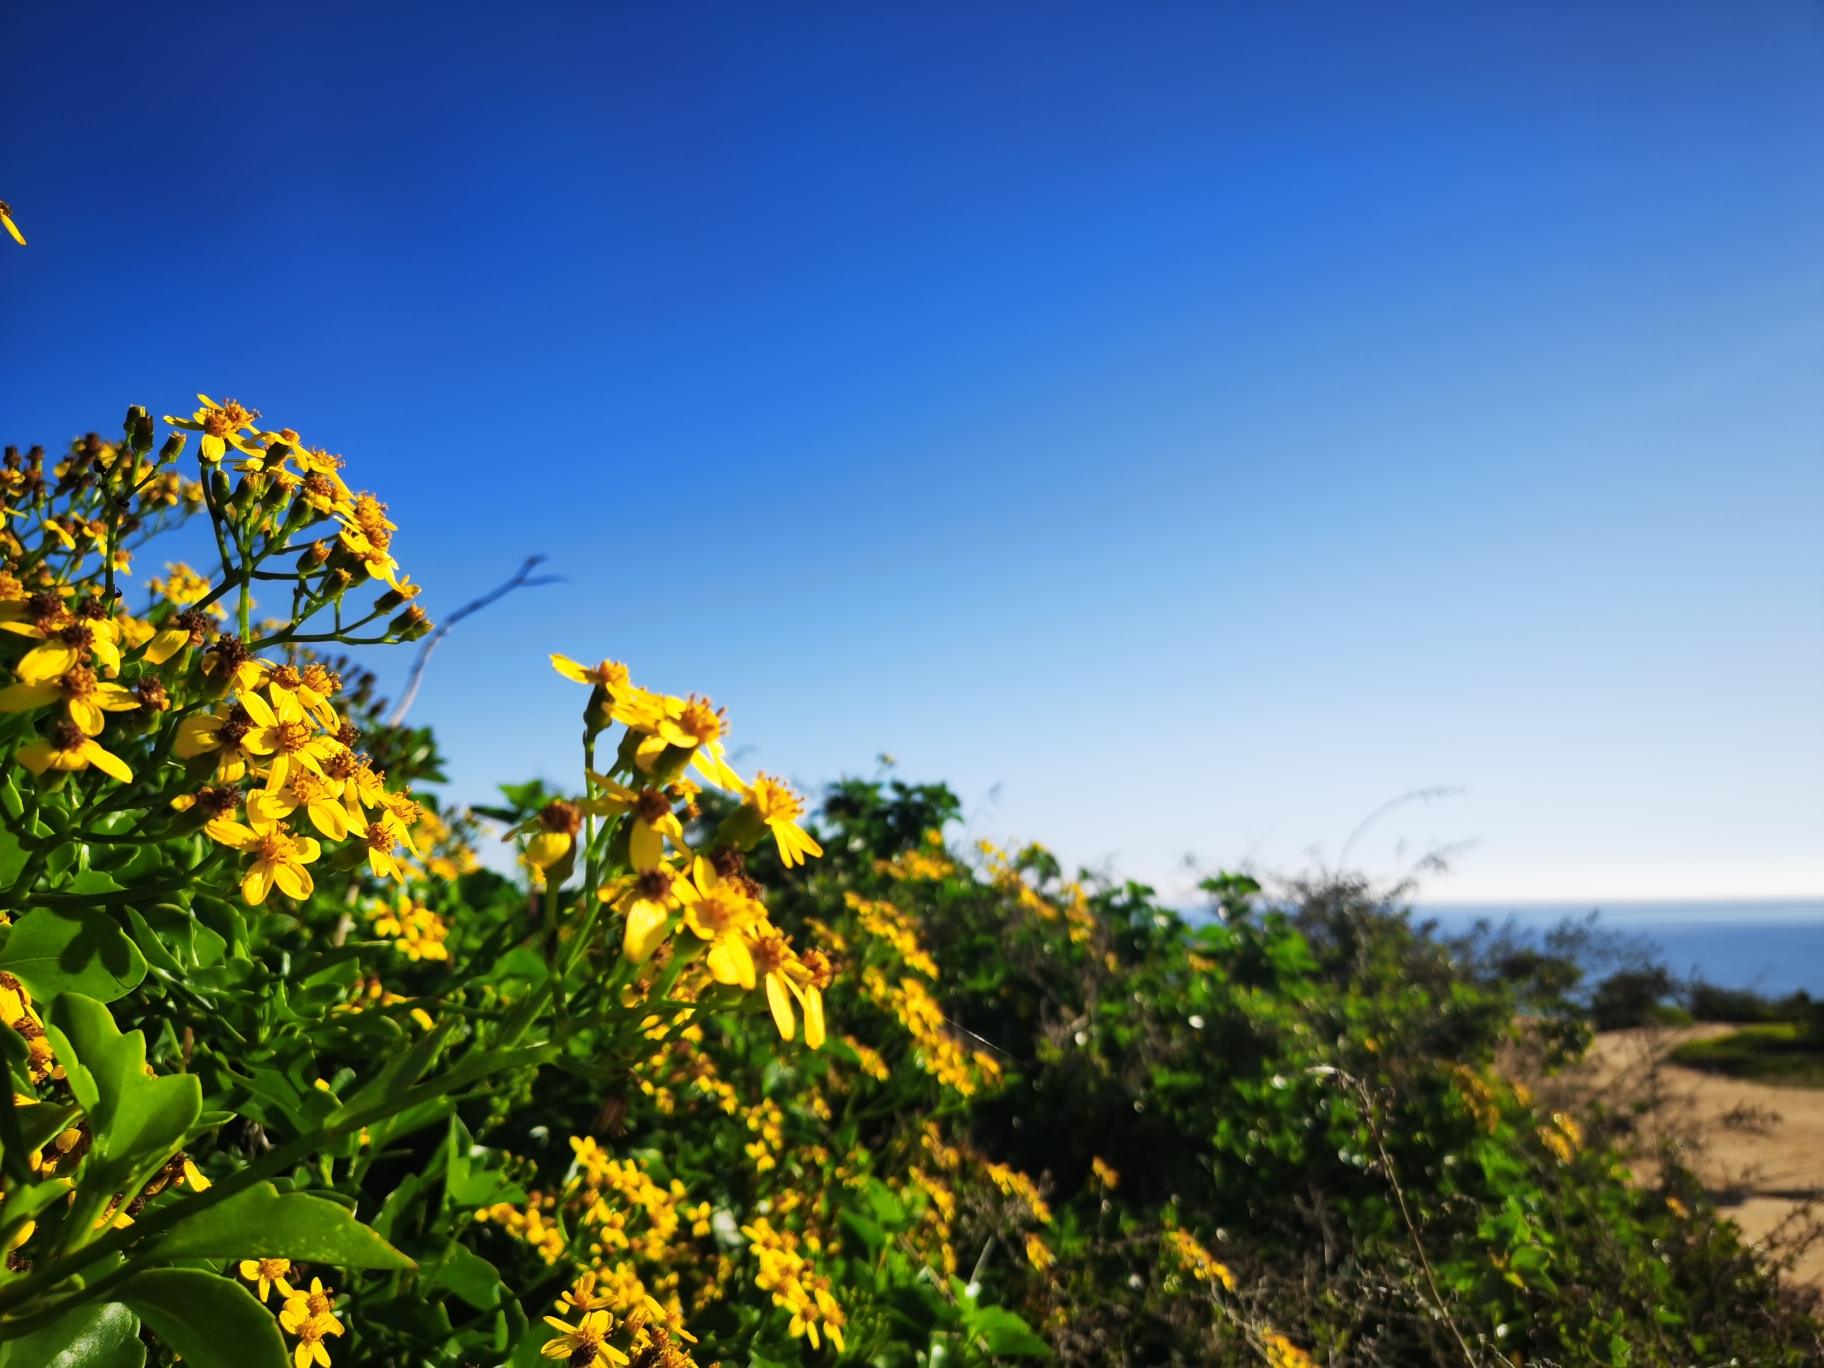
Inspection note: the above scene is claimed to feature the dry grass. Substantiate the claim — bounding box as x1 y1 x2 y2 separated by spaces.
1561 1025 1824 1289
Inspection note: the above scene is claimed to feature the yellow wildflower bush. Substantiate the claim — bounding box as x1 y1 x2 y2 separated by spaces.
0 399 851 1368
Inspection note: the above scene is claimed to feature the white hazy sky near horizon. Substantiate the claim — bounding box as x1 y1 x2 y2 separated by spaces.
1 2 1820 905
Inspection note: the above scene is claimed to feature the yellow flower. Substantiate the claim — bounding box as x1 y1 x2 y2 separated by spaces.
142 608 211 666
336 493 402 588
280 1278 344 1340
162 395 264 463
18 720 132 783
334 754 387 827
231 823 321 905
146 562 214 607
248 769 351 841
1091 1156 1120 1191
358 816 411 883
368 895 450 962
1263 1332 1313 1368
557 1270 616 1315
658 695 744 790
170 787 251 853
283 1311 342 1368
3 614 123 683
522 800 583 872
550 654 632 692
266 662 342 730
243 691 345 792
627 789 687 872
0 200 24 247
541 1310 629 1367
605 865 691 963
198 635 268 694
0 666 139 735
747 929 827 1049
1163 1228 1234 1291
174 699 270 783
678 856 762 990
744 774 823 868
238 1257 295 1302
1024 1233 1054 1271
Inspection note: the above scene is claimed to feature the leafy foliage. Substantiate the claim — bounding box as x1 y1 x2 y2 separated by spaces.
0 400 1811 1368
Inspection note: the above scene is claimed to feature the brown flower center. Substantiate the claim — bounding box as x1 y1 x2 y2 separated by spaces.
273 721 313 754
539 800 582 835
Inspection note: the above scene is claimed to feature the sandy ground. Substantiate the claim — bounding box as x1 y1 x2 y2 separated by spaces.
1586 1027 1824 1286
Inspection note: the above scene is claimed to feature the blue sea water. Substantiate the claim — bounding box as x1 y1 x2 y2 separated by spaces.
1414 901 1824 998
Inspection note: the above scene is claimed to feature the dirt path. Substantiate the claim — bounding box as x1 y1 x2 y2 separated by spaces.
1587 1027 1824 1285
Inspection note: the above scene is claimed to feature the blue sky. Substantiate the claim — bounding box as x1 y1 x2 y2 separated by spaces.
3 2 1821 903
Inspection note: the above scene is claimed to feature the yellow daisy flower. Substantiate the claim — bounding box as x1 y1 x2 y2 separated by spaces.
744 774 823 868
0 666 139 735
162 395 264 463
541 1310 629 1367
18 721 132 783
237 1256 294 1302
231 823 321 905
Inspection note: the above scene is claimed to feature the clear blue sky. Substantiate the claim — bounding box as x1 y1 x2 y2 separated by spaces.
3 2 1821 903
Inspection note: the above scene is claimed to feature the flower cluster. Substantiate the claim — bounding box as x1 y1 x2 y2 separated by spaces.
484 1134 708 1349
528 656 836 1047
1162 1228 1236 1292
741 1217 847 1352
366 893 451 961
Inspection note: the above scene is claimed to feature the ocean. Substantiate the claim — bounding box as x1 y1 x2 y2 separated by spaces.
1414 901 1824 998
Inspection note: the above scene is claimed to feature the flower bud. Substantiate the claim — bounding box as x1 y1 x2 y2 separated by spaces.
159 432 187 462
297 540 331 573
373 581 420 612
124 406 155 454
389 605 432 641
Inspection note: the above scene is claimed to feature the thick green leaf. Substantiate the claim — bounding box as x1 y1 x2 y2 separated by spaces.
63 870 125 896
0 1300 144 1368
46 995 200 1179
153 1180 414 1269
0 909 145 1003
116 1269 286 1368
0 825 27 889
963 1306 1052 1358
123 908 182 975
423 1236 504 1309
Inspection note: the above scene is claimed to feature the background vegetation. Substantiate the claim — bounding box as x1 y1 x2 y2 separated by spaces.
0 403 1815 1368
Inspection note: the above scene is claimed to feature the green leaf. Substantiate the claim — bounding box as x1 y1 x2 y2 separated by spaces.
152 1180 414 1269
64 870 125 896
116 1268 287 1368
0 909 146 1003
0 824 28 889
46 995 200 1180
0 1300 144 1368
424 1236 504 1309
962 1306 1052 1358
123 908 182 975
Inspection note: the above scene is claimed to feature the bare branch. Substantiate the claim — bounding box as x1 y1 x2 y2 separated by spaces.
387 556 563 725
